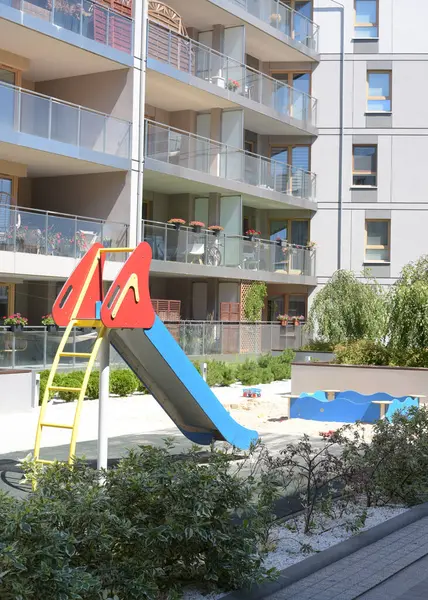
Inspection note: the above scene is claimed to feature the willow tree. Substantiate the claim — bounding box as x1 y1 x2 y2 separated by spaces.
387 256 428 353
307 270 387 346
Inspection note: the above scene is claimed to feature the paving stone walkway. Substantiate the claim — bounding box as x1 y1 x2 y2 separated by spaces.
265 516 428 600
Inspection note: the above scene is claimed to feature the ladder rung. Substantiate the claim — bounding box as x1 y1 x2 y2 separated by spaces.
74 319 102 328
40 422 74 430
48 386 82 392
60 352 92 358
36 459 56 465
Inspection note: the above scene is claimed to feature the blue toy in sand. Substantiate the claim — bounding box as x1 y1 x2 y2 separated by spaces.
290 390 419 423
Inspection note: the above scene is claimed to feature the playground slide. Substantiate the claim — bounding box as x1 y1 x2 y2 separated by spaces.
110 316 258 450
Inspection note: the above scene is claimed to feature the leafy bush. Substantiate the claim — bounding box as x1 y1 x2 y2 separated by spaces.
221 362 236 386
244 282 267 322
260 368 274 384
206 360 236 387
10 444 278 599
341 407 428 507
334 340 390 366
57 371 85 402
38 370 63 405
86 370 100 400
237 360 262 386
299 340 335 352
109 369 137 397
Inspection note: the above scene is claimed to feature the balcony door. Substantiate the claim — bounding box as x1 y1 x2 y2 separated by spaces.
0 283 15 318
270 145 310 196
271 71 310 120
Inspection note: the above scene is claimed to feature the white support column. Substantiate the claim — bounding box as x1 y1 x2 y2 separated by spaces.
97 331 110 471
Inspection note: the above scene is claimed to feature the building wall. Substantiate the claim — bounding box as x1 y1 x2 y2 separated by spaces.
312 0 428 286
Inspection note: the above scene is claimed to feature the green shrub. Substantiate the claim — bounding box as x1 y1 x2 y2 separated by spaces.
237 360 263 386
191 360 202 374
260 368 274 384
135 374 149 394
57 371 85 402
86 370 100 400
109 369 137 397
206 360 225 387
221 362 236 386
334 340 390 366
256 351 293 382
299 340 335 352
12 445 278 599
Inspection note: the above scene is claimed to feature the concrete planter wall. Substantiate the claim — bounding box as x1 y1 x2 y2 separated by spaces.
291 362 428 400
293 351 336 363
0 370 39 414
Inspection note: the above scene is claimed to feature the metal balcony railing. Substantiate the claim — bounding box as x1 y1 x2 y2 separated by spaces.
0 205 129 261
141 219 316 277
228 0 319 52
0 81 132 159
0 0 133 54
148 21 317 127
0 321 309 368
145 120 317 202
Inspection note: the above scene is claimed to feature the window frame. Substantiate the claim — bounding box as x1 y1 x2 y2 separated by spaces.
354 0 378 37
367 70 392 112
352 144 378 188
0 282 15 316
365 219 390 264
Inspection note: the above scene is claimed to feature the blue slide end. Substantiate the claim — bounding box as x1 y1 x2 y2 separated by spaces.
145 317 259 450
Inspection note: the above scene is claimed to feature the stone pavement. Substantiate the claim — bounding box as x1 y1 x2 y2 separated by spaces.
264 516 428 600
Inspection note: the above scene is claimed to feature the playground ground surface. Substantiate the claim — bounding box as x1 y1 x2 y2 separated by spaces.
0 380 375 457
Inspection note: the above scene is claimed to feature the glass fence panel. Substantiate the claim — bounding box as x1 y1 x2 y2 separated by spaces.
17 210 47 254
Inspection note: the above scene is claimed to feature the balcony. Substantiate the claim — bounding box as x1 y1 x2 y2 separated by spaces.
147 21 317 135
141 219 316 284
165 0 319 62
0 0 133 72
0 82 131 174
144 120 316 210
0 205 128 278
228 0 319 53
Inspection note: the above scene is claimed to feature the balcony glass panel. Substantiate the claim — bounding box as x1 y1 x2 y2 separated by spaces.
145 120 316 203
147 22 317 128
0 82 131 160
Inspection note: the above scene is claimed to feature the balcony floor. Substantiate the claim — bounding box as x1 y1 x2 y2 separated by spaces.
147 66 317 137
144 159 317 211
0 139 128 176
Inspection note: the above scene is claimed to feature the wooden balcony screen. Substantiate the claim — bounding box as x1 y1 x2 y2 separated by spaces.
148 21 194 73
220 302 241 322
151 299 181 322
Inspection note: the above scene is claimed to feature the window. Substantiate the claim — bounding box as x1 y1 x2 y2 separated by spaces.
354 0 378 38
270 145 311 196
353 145 377 187
367 71 391 112
365 220 390 262
269 219 310 245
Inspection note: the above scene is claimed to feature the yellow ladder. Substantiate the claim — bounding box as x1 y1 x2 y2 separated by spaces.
34 319 106 465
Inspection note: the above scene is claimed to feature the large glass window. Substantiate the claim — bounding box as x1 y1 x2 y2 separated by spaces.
365 220 390 262
269 219 309 245
270 145 310 196
355 0 378 38
353 145 377 187
367 71 391 112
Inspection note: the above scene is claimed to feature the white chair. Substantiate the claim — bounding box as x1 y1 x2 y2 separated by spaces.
188 242 205 264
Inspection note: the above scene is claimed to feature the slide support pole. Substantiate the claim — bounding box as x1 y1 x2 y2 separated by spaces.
98 331 110 471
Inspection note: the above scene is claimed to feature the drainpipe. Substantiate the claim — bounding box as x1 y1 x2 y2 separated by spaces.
331 0 345 270
136 0 148 245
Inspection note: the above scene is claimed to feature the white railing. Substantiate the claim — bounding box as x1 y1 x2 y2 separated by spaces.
145 120 317 202
148 21 317 127
0 0 133 54
0 81 132 159
141 219 316 277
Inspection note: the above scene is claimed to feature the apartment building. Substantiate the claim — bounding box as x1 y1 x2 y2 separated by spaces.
1 0 418 333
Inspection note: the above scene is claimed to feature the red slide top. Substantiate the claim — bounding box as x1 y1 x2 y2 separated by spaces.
101 242 155 329
52 243 105 326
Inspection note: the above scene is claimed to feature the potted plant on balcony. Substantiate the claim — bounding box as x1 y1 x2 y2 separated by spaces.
190 220 205 233
277 314 289 327
246 229 261 242
208 225 224 237
226 79 240 92
168 218 186 231
41 314 58 333
3 313 28 332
